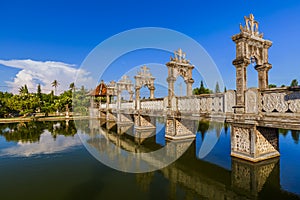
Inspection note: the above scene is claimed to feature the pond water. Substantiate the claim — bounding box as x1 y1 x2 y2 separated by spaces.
0 120 299 200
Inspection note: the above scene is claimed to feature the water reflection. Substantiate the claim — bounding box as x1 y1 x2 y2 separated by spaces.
78 119 194 173
0 120 299 199
0 120 80 157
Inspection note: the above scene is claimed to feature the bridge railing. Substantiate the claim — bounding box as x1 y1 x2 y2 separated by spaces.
177 94 224 113
177 90 236 114
140 98 165 111
260 88 300 114
120 101 135 110
101 90 237 114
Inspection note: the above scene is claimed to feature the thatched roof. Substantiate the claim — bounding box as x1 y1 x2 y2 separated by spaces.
88 81 107 97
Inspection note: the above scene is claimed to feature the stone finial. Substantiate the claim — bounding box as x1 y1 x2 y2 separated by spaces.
171 48 190 64
137 65 152 78
240 14 263 38
119 75 132 84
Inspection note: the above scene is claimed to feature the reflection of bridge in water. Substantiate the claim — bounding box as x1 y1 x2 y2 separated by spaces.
89 14 300 163
85 121 299 199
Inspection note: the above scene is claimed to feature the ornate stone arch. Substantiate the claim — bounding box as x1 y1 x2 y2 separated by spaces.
166 49 194 107
134 65 155 110
232 14 272 113
116 76 134 109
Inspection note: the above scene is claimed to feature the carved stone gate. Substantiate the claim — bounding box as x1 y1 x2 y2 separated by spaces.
232 14 272 113
166 48 194 108
134 65 155 110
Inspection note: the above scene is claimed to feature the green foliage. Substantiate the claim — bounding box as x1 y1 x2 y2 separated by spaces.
290 79 298 87
0 82 90 118
268 84 277 88
193 81 211 95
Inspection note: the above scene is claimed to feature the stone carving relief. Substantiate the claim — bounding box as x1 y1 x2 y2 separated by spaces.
285 91 300 113
245 89 258 114
262 92 293 113
256 127 278 156
232 127 250 154
135 66 155 89
224 90 236 113
239 13 263 38
140 100 164 110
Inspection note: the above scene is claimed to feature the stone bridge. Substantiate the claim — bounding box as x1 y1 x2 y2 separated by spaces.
89 14 300 162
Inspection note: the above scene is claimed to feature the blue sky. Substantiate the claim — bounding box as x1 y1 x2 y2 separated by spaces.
0 0 300 94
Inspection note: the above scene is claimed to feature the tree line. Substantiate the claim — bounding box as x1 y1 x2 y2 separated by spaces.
0 80 89 118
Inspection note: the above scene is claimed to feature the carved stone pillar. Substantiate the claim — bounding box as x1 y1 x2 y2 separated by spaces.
106 94 110 110
129 91 134 102
255 63 272 90
149 86 155 99
233 59 249 113
117 89 121 110
135 87 140 110
185 78 194 96
167 76 175 108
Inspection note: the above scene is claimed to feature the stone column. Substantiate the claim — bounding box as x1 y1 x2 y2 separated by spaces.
129 91 134 101
117 89 121 110
167 76 175 108
185 79 194 96
233 59 249 113
106 94 110 110
135 87 140 110
255 63 272 90
149 86 155 99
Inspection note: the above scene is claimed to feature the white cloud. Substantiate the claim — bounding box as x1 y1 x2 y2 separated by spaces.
0 59 94 94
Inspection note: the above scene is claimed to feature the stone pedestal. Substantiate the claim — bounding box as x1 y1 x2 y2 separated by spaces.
134 114 156 128
165 117 196 140
231 123 280 162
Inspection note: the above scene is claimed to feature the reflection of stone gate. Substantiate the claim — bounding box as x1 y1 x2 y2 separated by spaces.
134 65 155 110
232 14 272 113
166 49 194 108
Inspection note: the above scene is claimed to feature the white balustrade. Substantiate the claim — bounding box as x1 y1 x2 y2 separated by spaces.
261 90 300 113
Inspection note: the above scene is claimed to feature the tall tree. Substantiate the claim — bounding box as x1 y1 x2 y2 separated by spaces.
37 84 42 98
290 79 298 87
215 82 220 93
51 80 59 96
199 81 206 94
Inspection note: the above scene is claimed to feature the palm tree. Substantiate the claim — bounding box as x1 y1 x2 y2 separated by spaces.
69 82 75 92
51 80 59 96
19 84 29 95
